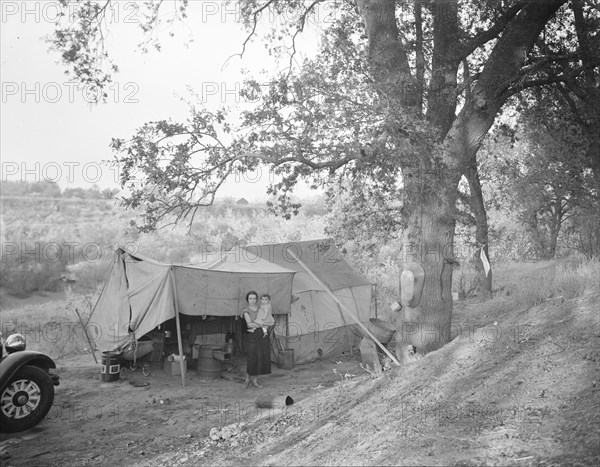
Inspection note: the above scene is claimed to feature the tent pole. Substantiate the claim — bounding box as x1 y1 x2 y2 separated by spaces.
338 300 354 356
284 313 289 350
285 248 400 366
374 284 378 320
347 288 366 356
331 290 353 356
170 267 186 387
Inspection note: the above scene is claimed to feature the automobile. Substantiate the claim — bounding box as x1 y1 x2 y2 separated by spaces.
0 332 60 433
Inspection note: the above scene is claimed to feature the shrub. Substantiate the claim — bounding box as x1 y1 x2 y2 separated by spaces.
478 255 599 317
553 256 600 299
0 252 67 298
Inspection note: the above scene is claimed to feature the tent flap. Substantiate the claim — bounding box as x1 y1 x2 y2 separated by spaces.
173 268 293 317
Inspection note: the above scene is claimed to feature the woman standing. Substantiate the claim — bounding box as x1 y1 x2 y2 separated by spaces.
241 290 271 388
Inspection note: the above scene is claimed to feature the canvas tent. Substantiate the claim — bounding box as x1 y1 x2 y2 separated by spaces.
90 248 296 357
91 240 372 371
244 239 373 364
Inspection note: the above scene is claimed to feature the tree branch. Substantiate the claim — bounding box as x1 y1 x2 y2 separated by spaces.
556 83 589 129
287 0 324 73
240 151 356 172
224 0 278 66
518 52 583 77
455 0 527 63
508 60 599 96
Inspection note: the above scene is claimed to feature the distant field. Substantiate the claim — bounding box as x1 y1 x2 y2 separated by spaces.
0 193 328 299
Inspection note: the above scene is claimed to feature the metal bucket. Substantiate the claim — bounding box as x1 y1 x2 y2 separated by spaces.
197 345 223 380
255 394 294 409
278 349 294 370
100 351 122 382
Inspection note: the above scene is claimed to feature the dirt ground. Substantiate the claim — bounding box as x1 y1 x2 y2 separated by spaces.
1 263 599 466
0 347 362 466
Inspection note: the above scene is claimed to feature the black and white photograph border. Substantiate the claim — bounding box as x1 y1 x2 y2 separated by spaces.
1 1 599 465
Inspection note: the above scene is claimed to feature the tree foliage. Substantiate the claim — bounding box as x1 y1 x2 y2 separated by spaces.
48 1 596 227
481 88 599 260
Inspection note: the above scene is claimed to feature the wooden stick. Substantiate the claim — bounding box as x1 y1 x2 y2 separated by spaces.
75 308 98 364
374 284 378 319
285 248 400 366
169 267 186 387
284 313 289 350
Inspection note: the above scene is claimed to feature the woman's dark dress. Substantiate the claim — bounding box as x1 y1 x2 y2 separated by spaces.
242 306 271 376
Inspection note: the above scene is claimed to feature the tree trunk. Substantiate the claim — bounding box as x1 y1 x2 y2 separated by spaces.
547 200 564 259
357 0 458 362
526 213 543 259
465 159 492 301
397 175 456 363
428 0 459 135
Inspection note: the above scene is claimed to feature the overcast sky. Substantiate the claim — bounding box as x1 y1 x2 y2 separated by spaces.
1 1 321 201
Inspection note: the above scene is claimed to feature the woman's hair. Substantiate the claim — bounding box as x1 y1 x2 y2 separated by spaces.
246 290 258 302
260 293 271 300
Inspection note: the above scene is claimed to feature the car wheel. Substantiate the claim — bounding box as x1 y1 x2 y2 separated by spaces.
0 365 55 433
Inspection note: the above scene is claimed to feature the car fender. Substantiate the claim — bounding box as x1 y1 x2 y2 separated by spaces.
0 351 57 392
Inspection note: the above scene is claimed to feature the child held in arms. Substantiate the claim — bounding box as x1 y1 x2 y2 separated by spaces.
246 294 275 338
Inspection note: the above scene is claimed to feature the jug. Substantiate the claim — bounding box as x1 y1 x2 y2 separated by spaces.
224 332 235 355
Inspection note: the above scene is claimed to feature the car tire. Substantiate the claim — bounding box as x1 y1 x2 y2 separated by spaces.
0 365 55 433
